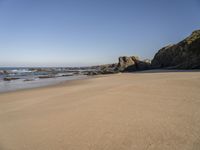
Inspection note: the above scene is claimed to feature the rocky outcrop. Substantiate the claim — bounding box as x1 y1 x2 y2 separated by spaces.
117 56 151 72
152 30 200 69
85 29 200 75
86 56 151 75
117 56 138 71
85 63 118 75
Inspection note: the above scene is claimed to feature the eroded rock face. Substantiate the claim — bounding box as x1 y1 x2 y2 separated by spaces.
117 56 151 72
152 30 200 69
118 56 138 71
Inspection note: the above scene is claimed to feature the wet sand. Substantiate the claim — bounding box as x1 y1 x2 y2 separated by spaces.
0 71 200 150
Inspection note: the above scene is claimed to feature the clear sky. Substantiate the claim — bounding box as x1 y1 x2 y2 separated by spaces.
0 0 200 67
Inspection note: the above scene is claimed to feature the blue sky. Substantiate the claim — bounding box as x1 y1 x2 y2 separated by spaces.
0 0 200 67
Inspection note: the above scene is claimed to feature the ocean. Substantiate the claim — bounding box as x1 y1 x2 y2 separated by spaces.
0 67 88 93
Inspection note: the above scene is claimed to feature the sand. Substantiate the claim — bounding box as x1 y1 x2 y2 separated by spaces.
0 71 200 150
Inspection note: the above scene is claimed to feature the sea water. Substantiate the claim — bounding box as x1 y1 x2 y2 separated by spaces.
0 67 88 93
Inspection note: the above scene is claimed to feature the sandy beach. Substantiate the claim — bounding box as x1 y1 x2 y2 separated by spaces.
0 71 200 150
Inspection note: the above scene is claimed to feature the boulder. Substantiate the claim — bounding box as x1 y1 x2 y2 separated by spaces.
3 77 20 81
117 56 151 72
152 30 200 69
118 56 138 71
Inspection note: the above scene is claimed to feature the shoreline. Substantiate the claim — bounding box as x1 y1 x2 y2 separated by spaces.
0 74 112 95
0 75 89 94
0 69 199 95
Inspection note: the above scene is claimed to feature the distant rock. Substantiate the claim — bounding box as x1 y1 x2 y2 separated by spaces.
152 30 200 69
29 68 57 73
3 77 20 81
38 75 55 79
0 70 9 75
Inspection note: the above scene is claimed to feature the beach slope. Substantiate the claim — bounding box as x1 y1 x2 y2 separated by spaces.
0 71 200 150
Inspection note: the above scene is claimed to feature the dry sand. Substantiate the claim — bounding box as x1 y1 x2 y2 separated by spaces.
0 71 200 150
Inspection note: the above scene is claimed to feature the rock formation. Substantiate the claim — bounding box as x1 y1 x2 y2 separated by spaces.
117 56 138 71
117 56 151 72
85 63 118 75
87 29 200 75
152 30 200 69
86 56 151 75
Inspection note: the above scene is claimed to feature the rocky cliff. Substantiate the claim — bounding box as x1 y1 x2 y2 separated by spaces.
151 30 200 69
87 29 200 75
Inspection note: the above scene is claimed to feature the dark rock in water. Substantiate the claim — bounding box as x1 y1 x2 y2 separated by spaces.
152 30 200 69
4 77 20 81
117 56 151 72
38 75 55 79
